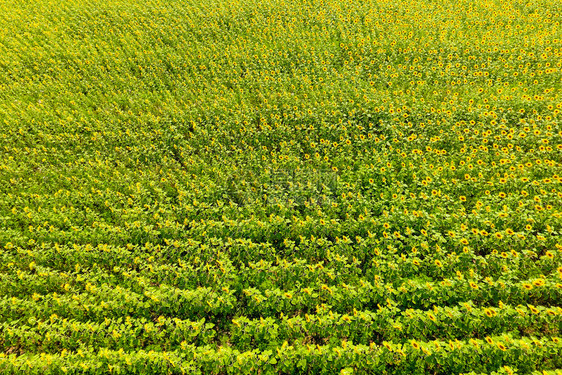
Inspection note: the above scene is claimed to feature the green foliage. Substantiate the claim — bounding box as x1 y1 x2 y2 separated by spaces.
0 0 561 373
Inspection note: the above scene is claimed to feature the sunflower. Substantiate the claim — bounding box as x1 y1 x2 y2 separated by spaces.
532 279 545 287
528 305 539 314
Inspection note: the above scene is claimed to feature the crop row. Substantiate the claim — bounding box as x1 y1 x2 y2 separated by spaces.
1 335 561 374
1 242 559 297
1 302 559 354
2 273 560 324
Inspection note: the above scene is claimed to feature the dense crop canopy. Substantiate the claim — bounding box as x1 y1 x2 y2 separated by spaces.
0 0 561 373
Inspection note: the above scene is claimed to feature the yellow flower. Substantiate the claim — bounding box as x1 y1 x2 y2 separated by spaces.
532 279 545 287
528 305 539 314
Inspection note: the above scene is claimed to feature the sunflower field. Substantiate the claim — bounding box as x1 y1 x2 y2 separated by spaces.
1 0 561 373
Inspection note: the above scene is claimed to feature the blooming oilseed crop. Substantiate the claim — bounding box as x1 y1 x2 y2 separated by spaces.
1 0 561 373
